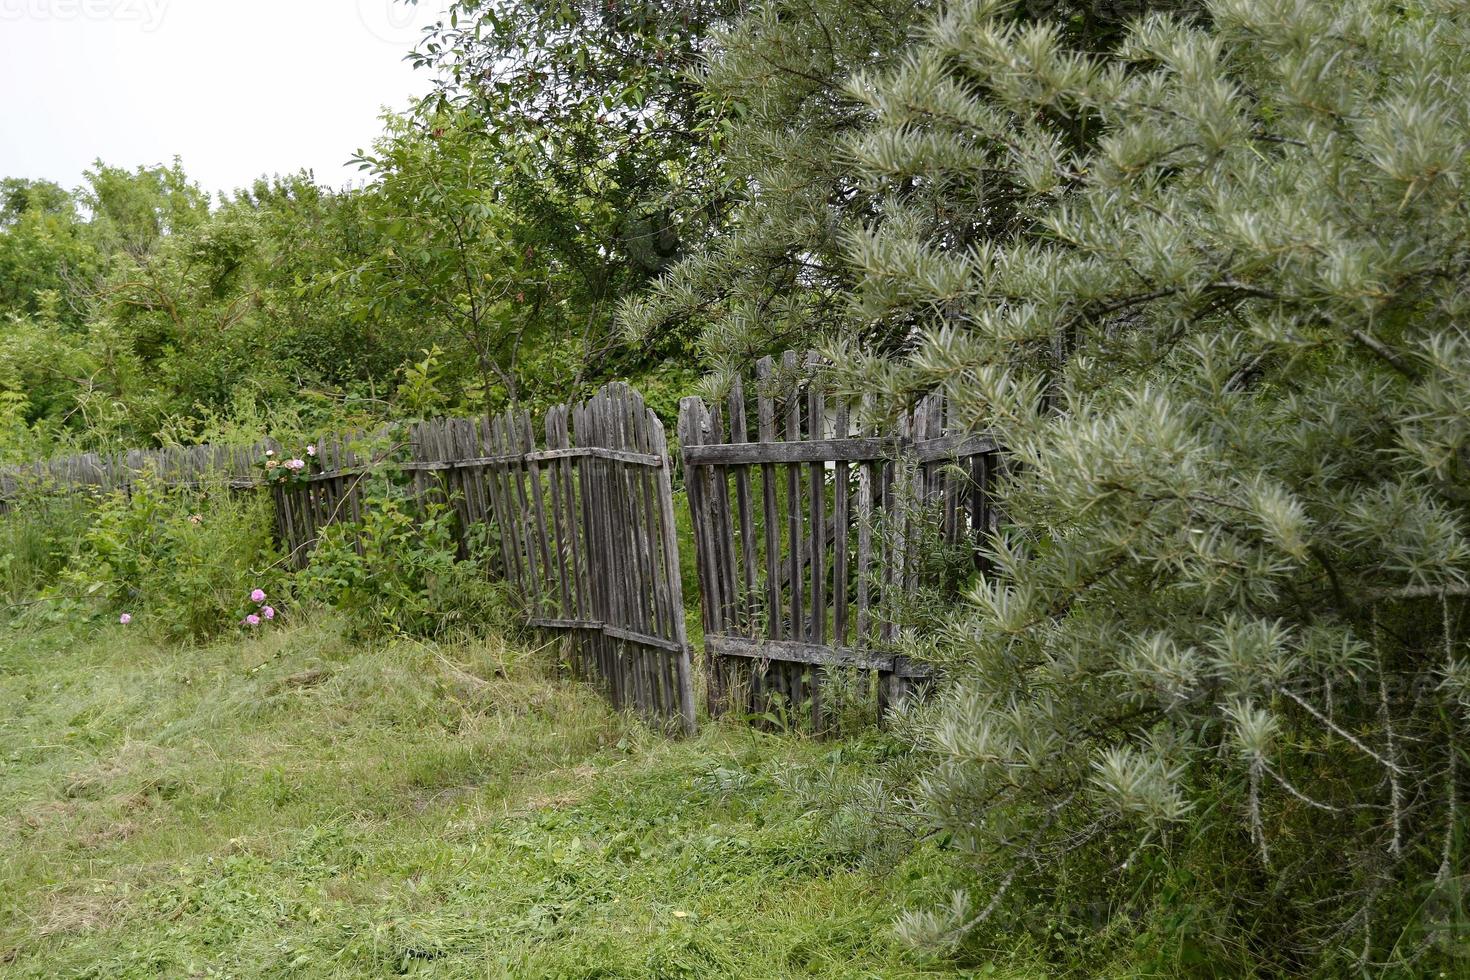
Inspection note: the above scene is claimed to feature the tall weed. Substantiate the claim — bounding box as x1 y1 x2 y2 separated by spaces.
54 477 282 642
0 492 94 602
297 473 513 640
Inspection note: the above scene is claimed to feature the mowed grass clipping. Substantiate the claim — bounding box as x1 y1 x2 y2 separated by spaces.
0 617 993 978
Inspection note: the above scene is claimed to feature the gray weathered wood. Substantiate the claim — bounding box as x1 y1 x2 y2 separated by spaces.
706 634 934 676
833 396 851 649
782 350 805 648
728 378 758 635
755 357 783 643
680 351 998 732
679 432 996 466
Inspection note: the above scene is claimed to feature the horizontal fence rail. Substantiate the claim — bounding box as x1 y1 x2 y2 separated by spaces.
679 351 1000 731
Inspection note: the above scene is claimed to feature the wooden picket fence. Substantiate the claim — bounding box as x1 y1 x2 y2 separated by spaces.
0 442 264 509
678 352 999 730
0 385 696 734
268 384 697 734
0 357 999 737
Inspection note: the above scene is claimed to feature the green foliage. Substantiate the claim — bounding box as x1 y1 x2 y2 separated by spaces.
406 0 723 398
392 345 453 419
54 478 282 643
414 0 722 283
0 178 72 225
0 0 732 460
0 178 100 326
619 0 931 366
0 495 93 603
81 158 210 256
297 474 511 640
349 113 557 413
821 0 1470 971
0 620 974 978
95 173 426 434
621 0 1184 369
0 167 382 451
0 142 703 459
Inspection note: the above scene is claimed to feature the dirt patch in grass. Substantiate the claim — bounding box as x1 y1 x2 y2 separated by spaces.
74 819 142 850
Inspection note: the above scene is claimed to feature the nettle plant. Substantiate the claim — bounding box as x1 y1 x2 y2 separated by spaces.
57 476 282 643
838 0 1470 971
295 446 510 640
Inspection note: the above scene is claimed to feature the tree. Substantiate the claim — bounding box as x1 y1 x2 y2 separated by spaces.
0 161 436 451
620 0 1192 372
81 159 210 257
839 0 1470 971
0 179 100 325
350 112 550 413
405 0 728 393
0 178 73 225
617 0 931 368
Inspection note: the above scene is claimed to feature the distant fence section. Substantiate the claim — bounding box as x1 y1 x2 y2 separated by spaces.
0 443 264 506
679 352 998 730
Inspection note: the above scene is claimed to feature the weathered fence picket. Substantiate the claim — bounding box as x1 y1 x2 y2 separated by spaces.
678 352 998 730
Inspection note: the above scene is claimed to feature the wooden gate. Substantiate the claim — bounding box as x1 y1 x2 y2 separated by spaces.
679 352 998 729
482 383 697 734
426 379 699 731
268 383 698 734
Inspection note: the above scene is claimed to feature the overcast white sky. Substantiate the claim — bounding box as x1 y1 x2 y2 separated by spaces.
0 0 451 197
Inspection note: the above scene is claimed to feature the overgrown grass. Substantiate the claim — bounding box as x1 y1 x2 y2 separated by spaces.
0 494 94 602
0 616 999 978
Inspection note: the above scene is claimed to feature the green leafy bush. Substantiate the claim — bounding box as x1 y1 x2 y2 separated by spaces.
297 474 512 640
56 477 282 642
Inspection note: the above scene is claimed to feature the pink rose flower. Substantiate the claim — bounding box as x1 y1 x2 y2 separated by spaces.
306 445 317 457
119 613 132 625
250 589 267 604
262 606 276 620
244 614 261 627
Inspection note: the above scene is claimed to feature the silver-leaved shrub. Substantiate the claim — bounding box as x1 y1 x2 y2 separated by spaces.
840 0 1470 970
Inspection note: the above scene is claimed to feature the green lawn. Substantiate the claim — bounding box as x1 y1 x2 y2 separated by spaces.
0 617 1000 978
